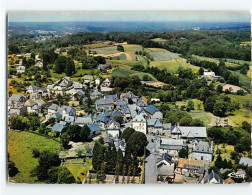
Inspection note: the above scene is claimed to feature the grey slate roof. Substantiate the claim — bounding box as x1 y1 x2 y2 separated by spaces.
48 104 59 111
52 123 66 132
75 116 93 125
9 94 26 102
203 171 223 184
171 125 207 138
50 112 62 119
104 94 118 102
65 116 75 123
193 141 212 153
58 106 75 115
88 124 100 133
95 98 114 105
145 105 158 115
91 90 102 97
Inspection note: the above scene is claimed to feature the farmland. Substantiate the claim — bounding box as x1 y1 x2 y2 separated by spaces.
8 131 61 183
146 48 180 61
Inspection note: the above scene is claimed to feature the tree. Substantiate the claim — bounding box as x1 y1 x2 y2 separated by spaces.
80 125 90 142
215 155 223 169
241 121 251 133
92 141 104 170
117 45 124 52
8 154 19 177
9 116 28 130
60 132 70 149
121 127 135 142
127 131 148 156
114 116 124 126
54 56 67 74
65 58 75 76
32 148 40 158
198 67 204 75
179 116 192 126
178 148 188 158
190 119 205 126
82 56 97 69
216 85 223 94
48 167 75 184
66 125 82 142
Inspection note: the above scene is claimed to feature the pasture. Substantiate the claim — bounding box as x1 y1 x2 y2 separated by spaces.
146 48 180 61
90 46 118 55
150 58 200 73
8 131 61 183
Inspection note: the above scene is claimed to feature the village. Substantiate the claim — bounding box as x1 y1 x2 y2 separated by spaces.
7 47 252 184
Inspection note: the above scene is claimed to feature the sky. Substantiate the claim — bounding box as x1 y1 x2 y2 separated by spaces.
8 12 251 23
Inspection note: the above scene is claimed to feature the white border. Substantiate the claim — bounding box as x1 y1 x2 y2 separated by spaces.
1 1 252 195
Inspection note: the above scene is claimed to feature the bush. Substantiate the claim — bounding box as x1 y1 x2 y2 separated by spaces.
32 148 40 158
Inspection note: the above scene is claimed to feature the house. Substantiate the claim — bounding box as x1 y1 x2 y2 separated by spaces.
105 134 126 154
145 105 163 119
151 98 160 103
8 94 26 109
74 114 93 126
35 99 46 108
228 170 246 179
101 87 114 93
111 110 125 120
201 171 223 184
52 123 67 134
64 116 75 124
170 125 207 141
95 112 110 129
27 85 39 94
95 98 114 111
103 78 111 87
136 99 148 110
224 177 235 184
38 88 49 97
35 59 43 68
95 77 101 86
104 94 118 102
24 99 39 113
192 141 213 162
50 112 62 121
24 53 31 58
9 106 27 116
52 86 65 96
83 75 94 83
90 90 102 98
147 118 163 134
73 90 86 101
176 158 205 177
239 157 252 167
16 65 25 73
88 124 101 138
106 120 120 137
120 91 137 103
58 77 73 89
157 153 175 181
131 114 147 134
157 137 186 156
58 106 76 119
202 71 215 80
162 123 172 134
48 104 59 114
128 104 137 119
73 82 83 91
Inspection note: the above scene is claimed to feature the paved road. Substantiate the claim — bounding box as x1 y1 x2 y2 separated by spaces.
145 135 157 184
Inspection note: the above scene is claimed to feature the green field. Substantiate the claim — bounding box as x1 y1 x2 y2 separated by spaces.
111 53 127 60
111 68 139 77
231 71 251 91
123 44 143 54
150 58 200 73
228 108 251 126
189 112 212 127
129 72 157 81
90 46 118 54
63 158 92 182
146 48 180 61
151 38 168 43
8 131 61 183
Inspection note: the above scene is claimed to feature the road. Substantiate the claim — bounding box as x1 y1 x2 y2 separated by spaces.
145 135 158 184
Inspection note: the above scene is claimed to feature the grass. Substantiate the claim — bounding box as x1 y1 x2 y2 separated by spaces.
227 109 251 126
189 112 212 127
111 53 127 60
231 71 251 91
129 72 157 81
146 48 180 61
73 69 98 77
150 58 200 73
90 46 118 54
112 68 139 77
63 158 92 182
227 94 252 105
123 44 143 54
212 144 235 166
151 38 168 43
8 130 61 183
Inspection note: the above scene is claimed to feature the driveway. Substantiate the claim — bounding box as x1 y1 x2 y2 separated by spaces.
145 135 158 184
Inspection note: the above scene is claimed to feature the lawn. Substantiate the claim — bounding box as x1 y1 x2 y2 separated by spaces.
227 94 252 105
227 108 251 126
8 131 61 183
189 112 212 127
150 58 200 73
129 72 157 81
63 158 92 182
146 48 180 61
231 71 251 91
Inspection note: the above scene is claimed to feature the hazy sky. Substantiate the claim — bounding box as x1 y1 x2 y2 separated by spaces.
8 12 251 23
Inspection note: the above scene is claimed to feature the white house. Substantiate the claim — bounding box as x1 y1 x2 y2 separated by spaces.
106 120 120 137
131 114 147 134
95 77 101 86
192 141 213 162
103 78 111 87
16 65 25 73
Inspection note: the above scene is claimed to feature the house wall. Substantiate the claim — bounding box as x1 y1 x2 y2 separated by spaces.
107 129 120 137
152 111 163 119
193 152 213 162
132 121 147 134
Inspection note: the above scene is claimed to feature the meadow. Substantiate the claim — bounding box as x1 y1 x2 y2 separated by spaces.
8 131 61 183
146 48 180 61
